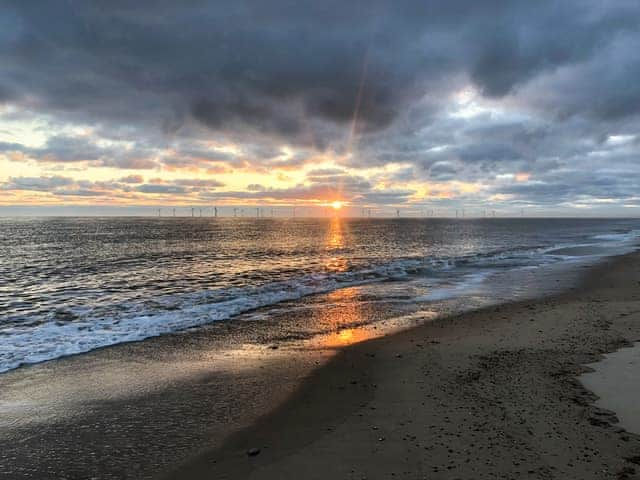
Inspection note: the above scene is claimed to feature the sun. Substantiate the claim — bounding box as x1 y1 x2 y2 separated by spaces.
330 200 343 210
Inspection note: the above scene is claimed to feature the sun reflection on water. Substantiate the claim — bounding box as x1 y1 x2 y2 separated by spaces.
325 216 344 250
324 216 349 272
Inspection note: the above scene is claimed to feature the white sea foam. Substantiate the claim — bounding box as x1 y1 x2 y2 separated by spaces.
592 229 640 243
1 226 639 373
414 271 493 301
0 259 418 373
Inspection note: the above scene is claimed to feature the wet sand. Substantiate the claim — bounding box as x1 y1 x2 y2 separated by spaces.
0 285 437 479
169 251 640 480
582 342 640 436
1 251 639 479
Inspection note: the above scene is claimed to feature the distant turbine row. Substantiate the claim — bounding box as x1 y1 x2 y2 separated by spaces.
153 206 526 218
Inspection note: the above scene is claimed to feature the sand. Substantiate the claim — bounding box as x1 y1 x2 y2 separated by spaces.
168 251 640 480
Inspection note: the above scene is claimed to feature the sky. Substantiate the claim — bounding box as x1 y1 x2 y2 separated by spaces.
1 0 639 216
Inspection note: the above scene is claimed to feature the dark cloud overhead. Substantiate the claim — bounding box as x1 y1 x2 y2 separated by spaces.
4 1 639 136
1 1 640 211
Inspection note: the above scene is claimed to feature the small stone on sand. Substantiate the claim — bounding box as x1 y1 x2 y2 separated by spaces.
247 448 261 456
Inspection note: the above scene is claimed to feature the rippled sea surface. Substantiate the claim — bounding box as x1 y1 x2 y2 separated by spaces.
1 216 639 372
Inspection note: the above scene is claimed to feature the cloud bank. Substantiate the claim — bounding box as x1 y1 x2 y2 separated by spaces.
1 0 639 213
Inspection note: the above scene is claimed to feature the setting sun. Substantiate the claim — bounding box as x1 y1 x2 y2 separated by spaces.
331 200 344 210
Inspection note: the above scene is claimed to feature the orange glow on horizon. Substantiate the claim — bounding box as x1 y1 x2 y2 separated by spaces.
330 200 344 210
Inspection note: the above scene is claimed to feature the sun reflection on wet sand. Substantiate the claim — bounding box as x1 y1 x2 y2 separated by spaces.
337 328 354 343
322 287 362 329
306 308 439 351
319 327 377 349
292 282 442 350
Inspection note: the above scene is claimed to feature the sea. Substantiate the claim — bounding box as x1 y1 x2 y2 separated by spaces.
1 216 639 374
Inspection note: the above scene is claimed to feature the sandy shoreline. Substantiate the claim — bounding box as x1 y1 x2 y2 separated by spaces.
1 251 639 479
168 251 640 480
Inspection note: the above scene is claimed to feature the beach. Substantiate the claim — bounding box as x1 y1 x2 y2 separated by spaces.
1 232 639 479
168 251 640 480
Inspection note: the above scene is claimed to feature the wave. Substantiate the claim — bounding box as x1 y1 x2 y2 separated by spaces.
1 229 638 373
592 229 640 242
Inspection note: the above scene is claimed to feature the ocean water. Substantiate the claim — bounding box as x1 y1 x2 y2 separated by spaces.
0 217 639 373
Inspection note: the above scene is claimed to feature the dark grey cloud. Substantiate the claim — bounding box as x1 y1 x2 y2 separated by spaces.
2 1 640 209
518 34 640 122
360 190 414 205
1 175 223 198
0 135 159 169
428 162 458 181
119 175 144 184
4 1 639 140
306 168 347 176
173 178 225 188
55 188 111 197
493 168 640 206
135 184 189 195
1 175 74 191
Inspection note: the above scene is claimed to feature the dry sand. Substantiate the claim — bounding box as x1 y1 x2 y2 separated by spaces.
168 252 640 480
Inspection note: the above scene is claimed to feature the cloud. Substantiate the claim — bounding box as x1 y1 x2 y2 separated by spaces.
0 134 159 169
173 178 225 188
4 1 637 139
1 175 223 200
1 175 74 191
2 1 640 210
135 184 189 195
119 175 144 184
